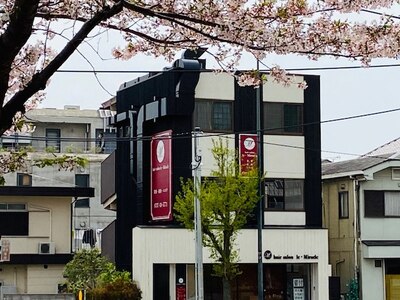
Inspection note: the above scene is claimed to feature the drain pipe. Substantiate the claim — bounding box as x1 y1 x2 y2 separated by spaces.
353 179 359 280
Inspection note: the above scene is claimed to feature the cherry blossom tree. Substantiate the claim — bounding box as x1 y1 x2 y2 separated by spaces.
0 0 400 178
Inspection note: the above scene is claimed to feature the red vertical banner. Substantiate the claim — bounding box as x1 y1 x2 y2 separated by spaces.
151 130 173 221
239 134 258 174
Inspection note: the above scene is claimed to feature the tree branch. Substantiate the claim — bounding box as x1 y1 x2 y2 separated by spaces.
0 2 123 135
0 0 39 109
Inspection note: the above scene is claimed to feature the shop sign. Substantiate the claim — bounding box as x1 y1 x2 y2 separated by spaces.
239 134 258 174
150 130 172 221
264 250 318 260
0 239 10 262
293 288 304 300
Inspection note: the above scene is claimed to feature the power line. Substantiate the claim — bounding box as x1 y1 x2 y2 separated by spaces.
4 106 400 160
8 104 400 143
54 62 400 75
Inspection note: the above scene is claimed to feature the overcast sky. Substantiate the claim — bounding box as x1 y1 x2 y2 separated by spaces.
41 26 400 162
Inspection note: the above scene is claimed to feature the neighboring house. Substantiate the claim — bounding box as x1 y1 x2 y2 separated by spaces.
103 51 329 299
322 138 400 300
0 185 94 294
0 106 116 251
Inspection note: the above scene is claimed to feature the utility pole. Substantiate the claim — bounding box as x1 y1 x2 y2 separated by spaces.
256 60 265 300
193 127 204 300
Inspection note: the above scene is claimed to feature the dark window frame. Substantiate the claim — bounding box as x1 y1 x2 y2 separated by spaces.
363 190 400 218
263 102 303 135
45 128 61 152
193 99 233 132
265 179 304 211
17 173 32 186
75 174 90 208
339 191 349 219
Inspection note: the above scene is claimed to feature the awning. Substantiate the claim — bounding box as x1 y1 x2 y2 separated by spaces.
362 240 400 258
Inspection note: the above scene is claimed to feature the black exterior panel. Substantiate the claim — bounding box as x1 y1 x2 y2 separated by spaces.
303 75 322 227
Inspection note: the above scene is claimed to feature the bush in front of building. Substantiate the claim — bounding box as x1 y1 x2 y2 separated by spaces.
64 248 142 299
346 278 359 300
87 277 142 300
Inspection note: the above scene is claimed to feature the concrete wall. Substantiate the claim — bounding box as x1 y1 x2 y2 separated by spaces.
3 154 116 237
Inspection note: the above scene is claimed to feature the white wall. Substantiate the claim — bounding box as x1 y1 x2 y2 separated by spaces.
360 258 385 300
264 135 305 179
132 227 329 300
262 76 304 103
360 168 400 240
195 73 234 100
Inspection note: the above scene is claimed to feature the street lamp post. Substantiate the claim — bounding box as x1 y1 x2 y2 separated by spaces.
256 60 264 300
193 127 204 300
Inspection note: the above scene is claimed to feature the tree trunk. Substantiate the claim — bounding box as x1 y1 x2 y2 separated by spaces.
223 277 231 300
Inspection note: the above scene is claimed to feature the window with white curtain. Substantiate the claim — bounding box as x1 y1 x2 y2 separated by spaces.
365 190 400 217
384 192 400 216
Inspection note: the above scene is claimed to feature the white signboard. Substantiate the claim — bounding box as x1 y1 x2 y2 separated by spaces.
293 288 304 300
293 278 304 287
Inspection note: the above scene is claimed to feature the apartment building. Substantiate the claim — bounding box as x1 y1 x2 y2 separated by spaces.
1 106 116 250
103 51 329 299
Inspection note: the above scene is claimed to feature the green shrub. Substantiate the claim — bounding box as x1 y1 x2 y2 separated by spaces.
87 278 142 300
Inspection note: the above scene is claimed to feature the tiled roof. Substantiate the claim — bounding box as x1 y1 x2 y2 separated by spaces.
363 137 400 157
322 153 393 176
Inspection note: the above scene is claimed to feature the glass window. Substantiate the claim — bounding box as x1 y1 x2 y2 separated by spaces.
75 174 90 208
264 103 303 134
17 173 32 186
364 190 400 217
194 100 232 132
266 180 284 210
45 128 61 152
265 179 304 211
364 190 384 217
384 192 400 216
0 203 26 211
339 191 349 219
213 102 232 131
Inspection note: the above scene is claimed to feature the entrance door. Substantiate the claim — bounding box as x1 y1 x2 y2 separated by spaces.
386 275 400 300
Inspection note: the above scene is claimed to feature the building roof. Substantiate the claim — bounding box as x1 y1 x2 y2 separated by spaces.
363 137 400 157
322 153 393 176
0 186 94 197
323 136 400 177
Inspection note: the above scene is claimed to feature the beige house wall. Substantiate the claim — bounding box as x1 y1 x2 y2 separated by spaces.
26 265 66 294
322 178 357 293
0 196 71 254
0 265 27 293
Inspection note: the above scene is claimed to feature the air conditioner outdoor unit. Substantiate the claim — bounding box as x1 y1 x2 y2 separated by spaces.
38 242 55 254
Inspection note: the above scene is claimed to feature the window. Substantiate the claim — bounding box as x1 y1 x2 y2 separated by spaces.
95 129 116 154
385 192 400 216
339 191 349 218
17 173 32 186
0 203 28 236
45 129 61 152
392 168 400 180
194 100 233 131
75 174 90 208
264 102 303 134
265 179 304 211
364 190 400 217
0 203 26 211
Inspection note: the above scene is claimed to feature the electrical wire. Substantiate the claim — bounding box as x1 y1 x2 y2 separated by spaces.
54 62 400 74
10 105 400 144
